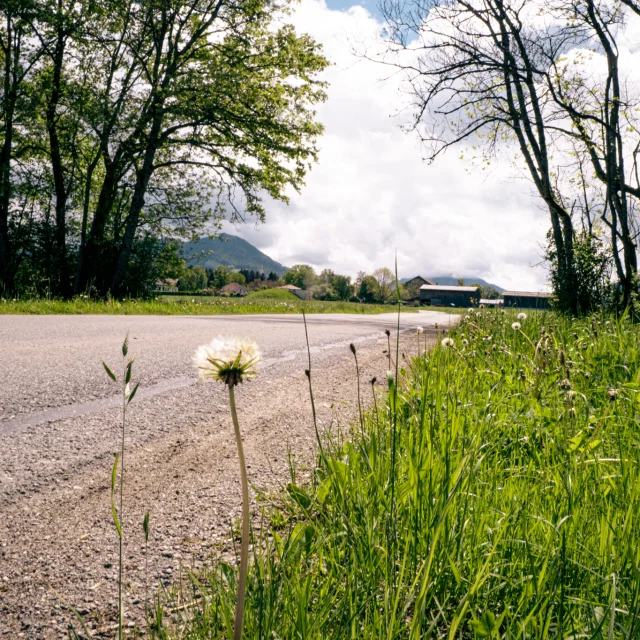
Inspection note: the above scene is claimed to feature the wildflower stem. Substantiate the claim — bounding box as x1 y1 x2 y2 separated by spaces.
351 346 364 438
229 384 250 640
302 311 324 459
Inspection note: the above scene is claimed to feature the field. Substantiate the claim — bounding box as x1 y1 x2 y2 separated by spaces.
0 295 419 315
150 309 640 639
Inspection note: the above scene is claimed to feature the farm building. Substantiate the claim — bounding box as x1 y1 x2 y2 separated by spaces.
502 291 552 309
420 285 480 307
402 276 436 301
220 282 249 297
480 298 503 307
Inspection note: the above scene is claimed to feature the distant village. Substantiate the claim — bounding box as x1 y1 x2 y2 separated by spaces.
157 267 551 309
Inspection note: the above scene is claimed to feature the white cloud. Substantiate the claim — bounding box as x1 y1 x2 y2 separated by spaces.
224 0 551 290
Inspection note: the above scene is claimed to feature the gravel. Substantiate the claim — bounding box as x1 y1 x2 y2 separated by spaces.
0 311 453 638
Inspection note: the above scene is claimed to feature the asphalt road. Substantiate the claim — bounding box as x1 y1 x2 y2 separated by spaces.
0 310 455 433
0 310 455 638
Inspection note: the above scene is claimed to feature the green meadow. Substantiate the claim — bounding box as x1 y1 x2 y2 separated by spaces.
147 309 640 639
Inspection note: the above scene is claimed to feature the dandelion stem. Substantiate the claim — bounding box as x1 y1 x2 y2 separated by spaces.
229 385 250 640
302 311 324 458
351 344 364 438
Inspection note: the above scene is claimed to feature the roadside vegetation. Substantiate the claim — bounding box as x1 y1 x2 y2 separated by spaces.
0 296 419 316
141 309 640 638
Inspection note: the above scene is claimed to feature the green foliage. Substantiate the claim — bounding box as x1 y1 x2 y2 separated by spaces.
357 275 379 303
372 267 395 302
179 266 208 292
169 310 640 638
227 271 247 286
0 0 328 297
122 236 184 298
284 264 317 289
548 231 612 314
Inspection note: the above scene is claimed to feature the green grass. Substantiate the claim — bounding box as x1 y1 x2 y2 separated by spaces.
245 288 299 300
0 296 418 315
158 310 640 639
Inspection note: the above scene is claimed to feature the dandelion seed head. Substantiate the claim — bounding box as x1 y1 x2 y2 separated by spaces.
441 337 454 348
511 322 521 331
517 312 527 320
468 308 473 313
462 338 468 347
193 337 261 386
416 326 423 334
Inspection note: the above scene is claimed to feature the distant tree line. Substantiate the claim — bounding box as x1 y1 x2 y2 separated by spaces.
0 0 327 298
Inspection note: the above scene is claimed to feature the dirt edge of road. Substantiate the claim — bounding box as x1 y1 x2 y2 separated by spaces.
1 329 440 639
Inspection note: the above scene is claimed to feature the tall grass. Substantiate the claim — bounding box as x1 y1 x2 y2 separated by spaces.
158 310 640 639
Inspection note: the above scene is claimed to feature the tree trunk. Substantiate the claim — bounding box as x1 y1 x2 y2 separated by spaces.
74 161 119 295
0 13 17 294
109 106 165 295
45 10 70 297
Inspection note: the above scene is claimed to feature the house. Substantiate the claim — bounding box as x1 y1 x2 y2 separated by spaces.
279 284 313 301
155 278 179 293
220 282 249 297
502 291 552 309
420 285 480 307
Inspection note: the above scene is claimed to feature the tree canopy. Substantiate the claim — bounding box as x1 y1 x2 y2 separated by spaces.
0 0 328 297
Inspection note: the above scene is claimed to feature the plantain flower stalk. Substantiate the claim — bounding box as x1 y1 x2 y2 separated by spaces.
194 337 261 640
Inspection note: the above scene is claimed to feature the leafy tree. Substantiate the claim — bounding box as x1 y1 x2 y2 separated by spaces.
209 266 229 289
483 286 501 300
227 271 246 285
358 276 379 303
1 0 328 298
123 237 184 297
179 265 207 291
284 264 316 289
311 282 337 301
372 267 395 302
332 274 354 301
548 231 612 314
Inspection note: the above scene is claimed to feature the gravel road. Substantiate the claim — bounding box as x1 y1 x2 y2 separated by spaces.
0 311 455 638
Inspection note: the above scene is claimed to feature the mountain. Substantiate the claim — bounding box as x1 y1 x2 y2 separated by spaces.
183 234 287 275
401 276 504 293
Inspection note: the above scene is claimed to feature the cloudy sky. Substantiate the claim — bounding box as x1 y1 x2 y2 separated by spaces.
222 0 552 290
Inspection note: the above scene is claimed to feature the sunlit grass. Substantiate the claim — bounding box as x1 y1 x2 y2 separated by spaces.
0 296 419 315
157 309 640 639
